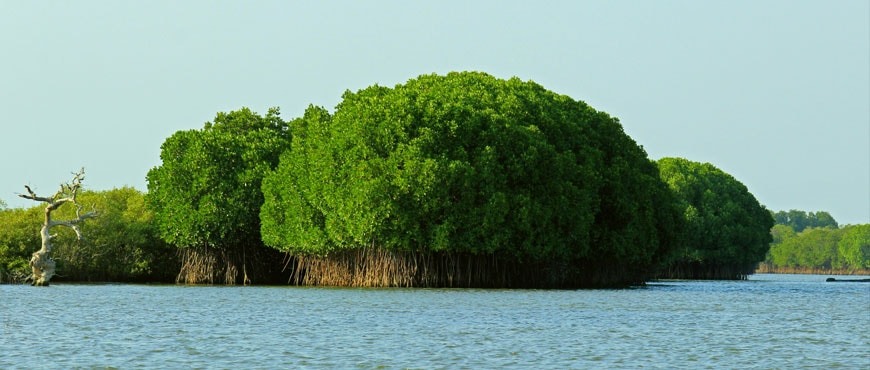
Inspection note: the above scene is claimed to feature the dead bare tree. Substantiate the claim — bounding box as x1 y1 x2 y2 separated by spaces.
18 168 97 286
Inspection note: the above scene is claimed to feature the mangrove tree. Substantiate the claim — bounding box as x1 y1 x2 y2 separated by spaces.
656 157 774 279
146 107 291 284
260 72 680 288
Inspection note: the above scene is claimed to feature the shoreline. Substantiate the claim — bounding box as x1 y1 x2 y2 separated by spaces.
754 266 870 276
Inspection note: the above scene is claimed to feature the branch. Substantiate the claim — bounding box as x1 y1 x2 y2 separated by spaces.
50 210 98 240
66 168 85 203
18 185 54 203
18 168 87 207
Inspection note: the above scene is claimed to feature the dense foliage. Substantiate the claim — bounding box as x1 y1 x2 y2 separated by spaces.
8 72 827 286
772 210 838 232
762 211 868 272
52 188 178 282
261 72 680 287
0 206 41 282
838 224 870 269
656 157 774 279
768 227 844 270
0 188 176 283
146 107 291 284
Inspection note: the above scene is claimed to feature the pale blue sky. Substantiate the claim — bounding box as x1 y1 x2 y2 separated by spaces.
2 1 868 225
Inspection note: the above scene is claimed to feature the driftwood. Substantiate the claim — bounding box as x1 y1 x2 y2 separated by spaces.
18 168 97 286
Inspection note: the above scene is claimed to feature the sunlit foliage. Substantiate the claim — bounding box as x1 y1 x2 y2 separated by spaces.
764 219 869 272
0 207 41 282
146 107 291 284
0 188 176 283
261 72 680 287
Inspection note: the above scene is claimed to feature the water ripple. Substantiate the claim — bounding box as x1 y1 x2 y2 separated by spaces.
1 275 868 369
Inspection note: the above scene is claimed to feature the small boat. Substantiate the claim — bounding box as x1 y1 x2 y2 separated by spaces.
825 277 870 282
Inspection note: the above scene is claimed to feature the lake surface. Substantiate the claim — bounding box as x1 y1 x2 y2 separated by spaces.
1 274 868 369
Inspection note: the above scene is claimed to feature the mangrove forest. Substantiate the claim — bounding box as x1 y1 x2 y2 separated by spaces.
4 71 864 287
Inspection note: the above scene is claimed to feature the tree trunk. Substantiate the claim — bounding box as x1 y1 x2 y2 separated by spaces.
30 221 57 286
18 169 97 286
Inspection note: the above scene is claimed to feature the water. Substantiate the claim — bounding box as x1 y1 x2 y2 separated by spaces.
1 274 868 369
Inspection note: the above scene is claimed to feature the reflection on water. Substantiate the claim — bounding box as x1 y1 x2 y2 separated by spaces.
1 274 868 368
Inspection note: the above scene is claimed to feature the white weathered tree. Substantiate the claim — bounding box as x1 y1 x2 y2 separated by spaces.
18 168 97 286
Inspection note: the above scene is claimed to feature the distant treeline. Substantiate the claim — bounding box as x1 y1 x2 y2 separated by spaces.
1 72 789 287
757 210 869 275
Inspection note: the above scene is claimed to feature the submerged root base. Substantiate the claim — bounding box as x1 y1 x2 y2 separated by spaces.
29 251 56 286
658 261 755 280
289 248 647 288
177 245 290 285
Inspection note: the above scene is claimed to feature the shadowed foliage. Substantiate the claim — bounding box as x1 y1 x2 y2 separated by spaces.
656 157 774 279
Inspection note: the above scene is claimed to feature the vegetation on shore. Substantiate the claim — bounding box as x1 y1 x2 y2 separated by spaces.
9 71 865 287
0 188 177 283
758 210 869 275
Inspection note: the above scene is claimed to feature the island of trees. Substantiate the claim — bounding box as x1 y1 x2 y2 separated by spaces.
757 210 869 274
1 72 866 287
